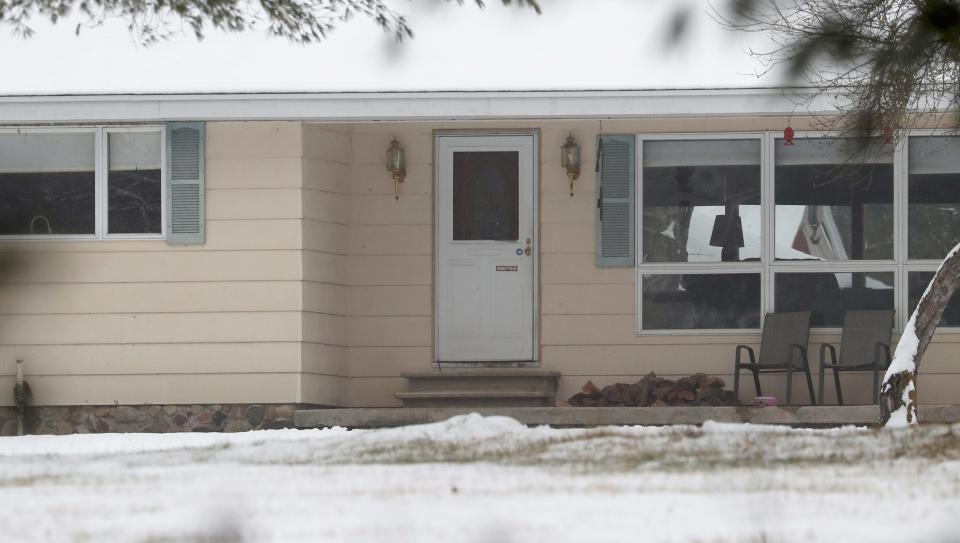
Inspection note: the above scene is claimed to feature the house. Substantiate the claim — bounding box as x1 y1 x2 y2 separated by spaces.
0 88 958 433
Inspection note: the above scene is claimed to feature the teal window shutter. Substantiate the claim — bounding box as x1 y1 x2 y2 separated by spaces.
166 122 205 245
596 134 635 267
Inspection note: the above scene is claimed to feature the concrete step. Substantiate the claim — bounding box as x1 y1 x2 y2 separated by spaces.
400 370 560 394
395 390 554 408
397 370 562 407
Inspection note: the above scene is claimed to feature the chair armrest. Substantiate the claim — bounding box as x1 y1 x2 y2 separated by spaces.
736 345 756 366
789 343 808 367
819 343 837 367
875 342 892 369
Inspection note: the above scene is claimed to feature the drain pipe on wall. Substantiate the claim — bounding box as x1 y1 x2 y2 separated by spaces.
14 359 31 436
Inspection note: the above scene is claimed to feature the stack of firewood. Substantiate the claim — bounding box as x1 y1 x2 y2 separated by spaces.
564 372 733 407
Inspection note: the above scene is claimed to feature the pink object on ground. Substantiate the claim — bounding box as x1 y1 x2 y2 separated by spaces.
753 396 778 407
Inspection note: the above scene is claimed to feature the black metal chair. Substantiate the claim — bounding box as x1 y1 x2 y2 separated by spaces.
818 310 894 405
734 311 815 406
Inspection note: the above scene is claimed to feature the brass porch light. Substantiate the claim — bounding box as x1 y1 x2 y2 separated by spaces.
385 139 406 200
561 134 581 197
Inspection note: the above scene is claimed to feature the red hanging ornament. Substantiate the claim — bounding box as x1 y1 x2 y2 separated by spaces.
783 126 795 146
883 126 894 145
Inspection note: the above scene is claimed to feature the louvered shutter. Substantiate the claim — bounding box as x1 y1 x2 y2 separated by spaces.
166 122 205 245
596 134 635 267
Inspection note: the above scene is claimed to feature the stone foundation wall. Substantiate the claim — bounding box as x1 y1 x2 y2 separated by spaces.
0 404 323 436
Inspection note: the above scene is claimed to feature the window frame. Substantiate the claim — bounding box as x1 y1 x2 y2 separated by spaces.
0 125 166 241
634 129 956 335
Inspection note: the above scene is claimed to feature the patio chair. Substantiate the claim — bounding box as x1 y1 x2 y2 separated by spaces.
734 311 815 406
818 310 894 405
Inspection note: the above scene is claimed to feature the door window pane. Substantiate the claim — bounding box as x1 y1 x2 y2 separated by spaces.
908 271 960 326
642 139 761 263
452 151 519 241
908 136 960 260
775 138 893 260
641 273 761 330
0 132 95 235
774 272 894 327
108 132 162 234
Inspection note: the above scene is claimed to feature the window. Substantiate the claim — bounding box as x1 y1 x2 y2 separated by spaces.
0 132 96 235
633 131 960 334
638 135 763 332
0 127 164 239
908 136 960 260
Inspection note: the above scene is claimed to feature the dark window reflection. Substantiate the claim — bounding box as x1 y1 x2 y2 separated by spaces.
108 132 162 234
908 136 960 260
642 273 761 330
0 132 96 235
0 172 95 235
908 272 960 326
108 170 161 234
775 139 893 261
642 140 761 263
453 151 519 241
775 272 894 327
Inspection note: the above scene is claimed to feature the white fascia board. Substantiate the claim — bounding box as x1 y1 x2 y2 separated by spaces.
0 88 840 124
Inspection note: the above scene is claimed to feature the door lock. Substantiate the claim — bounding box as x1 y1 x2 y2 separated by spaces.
524 238 532 256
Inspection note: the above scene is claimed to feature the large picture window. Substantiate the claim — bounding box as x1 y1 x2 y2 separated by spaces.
636 131 955 334
638 135 763 331
0 127 164 240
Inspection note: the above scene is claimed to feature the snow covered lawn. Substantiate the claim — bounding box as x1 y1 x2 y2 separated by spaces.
1 414 959 543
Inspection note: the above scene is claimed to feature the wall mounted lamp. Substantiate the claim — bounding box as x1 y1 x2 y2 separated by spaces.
386 139 406 200
561 134 581 197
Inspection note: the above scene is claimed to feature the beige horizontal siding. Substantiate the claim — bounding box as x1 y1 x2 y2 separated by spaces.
350 194 432 226
345 376 405 408
302 159 351 193
303 220 348 255
18 373 299 406
300 373 347 406
301 343 348 376
303 190 349 225
0 312 303 345
207 122 303 159
351 163 432 195
348 256 431 286
348 316 432 348
0 343 301 376
348 346 433 377
206 158 303 189
0 281 301 315
541 284 634 316
207 188 304 220
303 282 348 317
348 225 431 256
3 251 302 283
349 286 431 317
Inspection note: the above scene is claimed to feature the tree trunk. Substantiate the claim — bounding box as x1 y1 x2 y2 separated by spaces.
879 242 960 426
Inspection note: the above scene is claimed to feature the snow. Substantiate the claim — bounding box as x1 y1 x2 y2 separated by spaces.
1 413 959 542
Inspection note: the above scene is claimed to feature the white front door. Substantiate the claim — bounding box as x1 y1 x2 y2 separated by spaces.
436 134 536 362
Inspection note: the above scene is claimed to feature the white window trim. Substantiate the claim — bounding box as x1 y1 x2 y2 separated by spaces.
0 125 165 241
635 129 960 336
102 126 166 240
